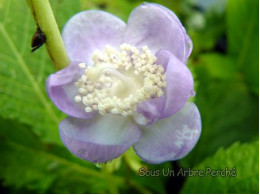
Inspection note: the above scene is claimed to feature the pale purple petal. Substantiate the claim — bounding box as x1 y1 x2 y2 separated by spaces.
157 50 194 118
60 115 141 163
124 3 190 62
151 3 193 61
134 103 201 164
185 35 193 59
62 10 126 63
46 64 96 119
136 98 165 125
136 50 194 124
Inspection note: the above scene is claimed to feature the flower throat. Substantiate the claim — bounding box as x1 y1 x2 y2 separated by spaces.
74 44 166 116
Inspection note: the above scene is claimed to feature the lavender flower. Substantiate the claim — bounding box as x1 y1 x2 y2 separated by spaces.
46 3 201 164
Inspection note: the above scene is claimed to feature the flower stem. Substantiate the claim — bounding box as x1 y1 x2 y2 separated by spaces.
26 0 70 70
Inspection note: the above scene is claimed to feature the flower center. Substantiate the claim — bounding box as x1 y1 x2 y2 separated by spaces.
74 44 166 116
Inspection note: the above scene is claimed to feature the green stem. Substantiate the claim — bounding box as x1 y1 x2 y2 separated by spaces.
26 0 70 70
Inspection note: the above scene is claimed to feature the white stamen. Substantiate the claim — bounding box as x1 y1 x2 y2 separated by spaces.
78 62 86 69
74 44 166 116
74 95 81 103
85 107 92 112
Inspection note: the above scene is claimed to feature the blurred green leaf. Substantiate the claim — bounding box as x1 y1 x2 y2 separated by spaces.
80 0 137 22
0 117 131 193
181 141 259 193
180 62 259 167
50 0 81 29
227 0 259 93
199 53 237 79
186 0 226 55
117 161 170 194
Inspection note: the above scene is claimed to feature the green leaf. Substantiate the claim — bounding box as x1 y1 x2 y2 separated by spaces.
181 141 259 194
0 0 83 143
80 0 137 22
0 0 68 142
180 62 259 167
0 116 131 193
186 0 226 55
227 0 259 93
50 0 81 29
199 53 237 79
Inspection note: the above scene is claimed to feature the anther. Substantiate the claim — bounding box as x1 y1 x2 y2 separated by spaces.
74 44 166 116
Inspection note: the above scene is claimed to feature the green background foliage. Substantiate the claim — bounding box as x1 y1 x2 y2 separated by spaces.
0 0 258 193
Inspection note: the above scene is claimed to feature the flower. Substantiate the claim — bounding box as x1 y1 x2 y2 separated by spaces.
46 3 201 164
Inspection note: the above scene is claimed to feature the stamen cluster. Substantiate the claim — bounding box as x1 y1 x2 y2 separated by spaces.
74 44 166 116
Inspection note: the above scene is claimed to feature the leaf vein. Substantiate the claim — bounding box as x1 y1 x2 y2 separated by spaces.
0 23 60 124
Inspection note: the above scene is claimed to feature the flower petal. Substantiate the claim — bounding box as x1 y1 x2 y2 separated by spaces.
136 97 165 125
136 50 194 124
124 3 191 62
46 64 96 119
62 10 126 63
152 3 193 61
59 115 141 163
134 102 201 164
